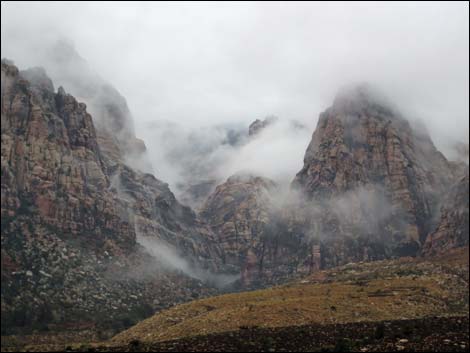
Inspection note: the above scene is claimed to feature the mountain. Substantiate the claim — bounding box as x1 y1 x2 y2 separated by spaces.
38 40 151 173
292 85 460 258
151 121 247 210
0 59 224 334
198 85 469 287
1 49 468 346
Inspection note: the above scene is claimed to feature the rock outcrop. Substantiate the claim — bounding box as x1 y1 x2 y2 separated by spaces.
248 116 278 136
2 53 468 334
200 174 314 286
200 174 276 272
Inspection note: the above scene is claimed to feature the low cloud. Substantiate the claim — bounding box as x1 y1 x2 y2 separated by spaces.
2 3 468 188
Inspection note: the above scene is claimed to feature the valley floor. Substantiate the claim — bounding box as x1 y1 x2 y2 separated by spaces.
1 316 469 352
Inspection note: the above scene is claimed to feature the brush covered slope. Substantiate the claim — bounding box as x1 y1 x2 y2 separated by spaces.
111 248 469 347
2 249 467 352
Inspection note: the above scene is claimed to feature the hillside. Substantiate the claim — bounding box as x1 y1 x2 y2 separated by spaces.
2 247 467 351
112 247 469 344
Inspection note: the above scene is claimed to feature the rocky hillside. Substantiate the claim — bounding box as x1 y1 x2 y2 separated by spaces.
2 247 468 352
1 60 134 252
0 59 224 334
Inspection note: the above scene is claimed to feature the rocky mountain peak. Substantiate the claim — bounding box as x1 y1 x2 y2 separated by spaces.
19 67 54 93
37 40 154 173
248 115 278 136
292 86 457 254
331 83 395 117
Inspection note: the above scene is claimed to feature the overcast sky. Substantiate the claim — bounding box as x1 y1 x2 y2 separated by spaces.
1 2 469 184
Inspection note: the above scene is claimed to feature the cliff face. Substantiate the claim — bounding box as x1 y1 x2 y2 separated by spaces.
200 174 315 286
200 174 275 272
423 171 469 256
1 61 134 250
292 85 456 255
42 40 151 173
0 60 222 333
110 164 223 271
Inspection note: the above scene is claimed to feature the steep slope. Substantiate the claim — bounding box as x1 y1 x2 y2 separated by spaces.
201 174 275 285
109 164 223 272
200 174 276 265
1 60 134 251
40 40 151 173
292 85 457 256
200 174 317 286
38 42 225 270
423 171 469 255
0 60 223 334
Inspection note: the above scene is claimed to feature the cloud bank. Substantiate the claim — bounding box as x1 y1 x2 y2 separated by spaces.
2 2 468 191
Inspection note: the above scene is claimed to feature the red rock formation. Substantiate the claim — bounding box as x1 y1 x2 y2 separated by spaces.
1 59 223 333
1 60 134 249
200 174 276 270
292 85 456 254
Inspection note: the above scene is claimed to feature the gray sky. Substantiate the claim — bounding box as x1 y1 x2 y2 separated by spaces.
1 2 469 187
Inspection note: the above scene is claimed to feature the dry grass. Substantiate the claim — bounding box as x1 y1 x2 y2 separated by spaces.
111 248 469 345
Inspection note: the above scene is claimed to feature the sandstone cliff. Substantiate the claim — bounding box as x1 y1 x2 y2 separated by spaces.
200 174 317 286
292 85 457 255
0 59 222 333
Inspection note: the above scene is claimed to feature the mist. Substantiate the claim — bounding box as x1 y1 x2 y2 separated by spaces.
137 234 239 288
2 1 468 191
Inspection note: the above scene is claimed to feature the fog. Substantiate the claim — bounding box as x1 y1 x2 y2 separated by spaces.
2 2 469 192
137 234 239 287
